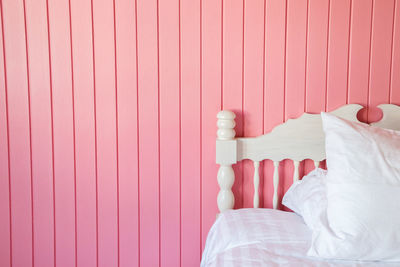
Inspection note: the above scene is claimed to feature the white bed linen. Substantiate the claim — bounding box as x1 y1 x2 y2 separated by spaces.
201 209 398 267
308 113 400 260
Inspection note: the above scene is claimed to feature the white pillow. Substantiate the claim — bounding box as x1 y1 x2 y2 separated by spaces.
282 168 327 230
308 112 400 261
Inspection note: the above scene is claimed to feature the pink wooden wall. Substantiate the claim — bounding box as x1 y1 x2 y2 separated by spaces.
0 0 399 266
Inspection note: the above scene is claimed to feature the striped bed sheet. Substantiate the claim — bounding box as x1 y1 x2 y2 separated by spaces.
201 209 398 267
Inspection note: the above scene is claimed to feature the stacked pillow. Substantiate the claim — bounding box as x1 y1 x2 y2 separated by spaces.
283 112 400 261
282 167 327 231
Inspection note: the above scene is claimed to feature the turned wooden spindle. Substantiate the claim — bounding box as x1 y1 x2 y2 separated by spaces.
216 111 236 213
253 161 260 208
293 161 300 182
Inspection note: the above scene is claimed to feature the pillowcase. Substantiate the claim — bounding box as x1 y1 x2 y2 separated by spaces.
282 168 327 230
308 112 400 261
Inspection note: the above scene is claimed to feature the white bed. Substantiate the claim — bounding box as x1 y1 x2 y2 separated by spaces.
201 209 399 267
202 104 400 266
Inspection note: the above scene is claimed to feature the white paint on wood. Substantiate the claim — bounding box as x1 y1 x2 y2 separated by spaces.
216 111 236 212
314 161 320 169
216 140 237 165
293 161 300 182
253 161 260 208
236 104 363 162
216 104 400 213
217 165 235 212
371 104 400 131
217 110 236 140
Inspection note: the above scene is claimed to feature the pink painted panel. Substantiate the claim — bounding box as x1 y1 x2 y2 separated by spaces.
305 0 329 113
348 0 373 122
1 1 400 266
70 0 97 265
24 0 55 266
114 0 139 266
263 0 286 208
180 0 201 265
47 0 76 266
242 0 265 208
326 0 351 111
2 0 33 266
201 0 222 249
264 0 286 132
391 0 400 104
222 0 244 209
285 0 307 120
368 0 395 122
92 0 119 266
158 0 180 265
0 6 10 266
136 0 160 266
284 0 308 207
303 0 329 174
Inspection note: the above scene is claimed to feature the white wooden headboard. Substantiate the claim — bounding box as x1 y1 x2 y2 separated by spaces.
216 104 400 213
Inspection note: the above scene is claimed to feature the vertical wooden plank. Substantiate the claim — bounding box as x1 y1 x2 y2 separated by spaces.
305 0 329 112
202 0 222 249
285 0 307 120
92 0 118 266
47 0 76 266
70 0 97 265
0 4 10 266
158 0 180 265
326 0 351 111
242 0 265 208
222 0 243 209
180 0 201 265
115 0 139 266
137 0 160 265
391 0 400 104
347 0 373 122
303 0 329 175
24 0 55 266
284 0 308 204
263 0 286 208
324 0 348 170
369 0 395 122
158 0 181 264
2 0 33 266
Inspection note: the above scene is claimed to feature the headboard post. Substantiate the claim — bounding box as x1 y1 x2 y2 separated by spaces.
216 111 237 213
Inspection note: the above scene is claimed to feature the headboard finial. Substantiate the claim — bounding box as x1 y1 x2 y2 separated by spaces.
217 110 236 140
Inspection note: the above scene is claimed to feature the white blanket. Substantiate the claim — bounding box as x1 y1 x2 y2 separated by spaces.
201 209 398 267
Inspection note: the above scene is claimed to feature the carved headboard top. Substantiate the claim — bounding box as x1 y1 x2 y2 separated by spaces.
215 104 400 213
236 104 363 162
